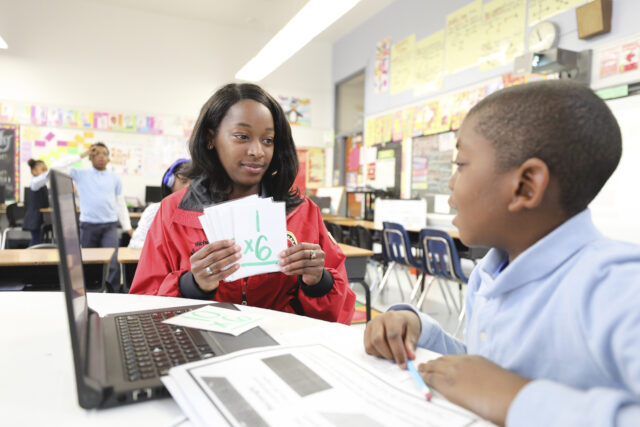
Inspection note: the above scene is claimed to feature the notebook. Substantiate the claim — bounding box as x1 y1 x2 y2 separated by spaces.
49 169 278 409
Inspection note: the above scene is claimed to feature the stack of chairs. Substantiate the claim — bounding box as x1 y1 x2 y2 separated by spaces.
375 222 422 305
417 228 473 336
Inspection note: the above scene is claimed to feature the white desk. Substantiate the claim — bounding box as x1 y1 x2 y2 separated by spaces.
1 293 335 426
2 292 489 426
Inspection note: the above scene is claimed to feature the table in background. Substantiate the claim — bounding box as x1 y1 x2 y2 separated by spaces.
0 247 114 291
322 214 460 239
322 214 491 260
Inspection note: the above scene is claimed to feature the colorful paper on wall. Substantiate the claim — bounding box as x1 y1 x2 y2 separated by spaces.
445 0 483 74
306 147 325 188
391 111 404 142
381 114 393 143
479 0 526 71
402 107 416 140
365 118 376 147
374 37 391 94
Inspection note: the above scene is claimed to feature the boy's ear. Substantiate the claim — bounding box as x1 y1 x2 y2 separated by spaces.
507 158 549 212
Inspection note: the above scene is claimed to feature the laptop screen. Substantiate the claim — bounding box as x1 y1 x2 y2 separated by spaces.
50 170 89 366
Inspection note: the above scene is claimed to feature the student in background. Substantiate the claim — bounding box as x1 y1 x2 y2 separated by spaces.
24 152 92 246
128 159 192 249
34 143 133 292
24 159 53 246
130 83 355 324
363 81 640 426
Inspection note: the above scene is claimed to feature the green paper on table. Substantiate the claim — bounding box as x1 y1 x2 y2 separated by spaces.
163 305 264 336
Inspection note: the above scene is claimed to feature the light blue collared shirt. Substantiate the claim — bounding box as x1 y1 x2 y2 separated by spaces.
391 210 640 426
70 167 122 224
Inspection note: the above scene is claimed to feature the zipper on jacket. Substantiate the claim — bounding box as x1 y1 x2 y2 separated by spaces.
241 278 248 305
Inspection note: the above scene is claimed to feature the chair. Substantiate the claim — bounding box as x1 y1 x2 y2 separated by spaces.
27 243 58 249
375 222 422 303
417 228 470 336
324 221 344 243
1 203 29 249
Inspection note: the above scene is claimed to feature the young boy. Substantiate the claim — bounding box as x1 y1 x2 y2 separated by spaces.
364 81 640 426
32 142 132 291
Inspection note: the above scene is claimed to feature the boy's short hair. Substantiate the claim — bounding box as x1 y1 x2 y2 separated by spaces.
91 142 109 155
467 80 622 216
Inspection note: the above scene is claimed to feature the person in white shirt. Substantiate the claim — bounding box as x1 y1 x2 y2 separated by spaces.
128 159 191 249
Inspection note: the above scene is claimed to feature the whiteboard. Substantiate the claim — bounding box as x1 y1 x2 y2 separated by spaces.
18 125 189 203
590 95 640 244
374 199 427 230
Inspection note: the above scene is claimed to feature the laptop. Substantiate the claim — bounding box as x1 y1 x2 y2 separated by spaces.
49 170 278 409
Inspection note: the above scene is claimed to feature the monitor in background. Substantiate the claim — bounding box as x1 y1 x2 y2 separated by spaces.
309 195 331 213
144 186 162 204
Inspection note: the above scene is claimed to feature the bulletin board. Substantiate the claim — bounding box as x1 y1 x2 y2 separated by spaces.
0 124 19 201
411 131 456 197
18 125 189 202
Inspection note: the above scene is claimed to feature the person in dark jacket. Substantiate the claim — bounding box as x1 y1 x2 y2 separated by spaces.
23 159 50 246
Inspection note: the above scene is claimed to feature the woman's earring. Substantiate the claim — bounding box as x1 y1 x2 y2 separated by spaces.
271 170 278 176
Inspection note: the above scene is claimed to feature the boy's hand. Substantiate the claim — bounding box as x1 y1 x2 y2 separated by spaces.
363 310 421 368
279 243 325 286
81 147 93 158
420 355 531 426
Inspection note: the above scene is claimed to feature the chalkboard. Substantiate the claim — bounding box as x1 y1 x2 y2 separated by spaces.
0 125 17 201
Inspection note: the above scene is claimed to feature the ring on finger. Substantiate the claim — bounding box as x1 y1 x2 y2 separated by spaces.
205 266 214 275
309 250 317 260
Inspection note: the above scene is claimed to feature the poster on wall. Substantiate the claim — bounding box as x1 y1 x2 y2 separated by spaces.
294 149 308 193
0 125 19 201
445 0 483 74
374 37 391 94
390 34 416 95
306 147 325 188
479 0 526 71
278 96 311 127
528 0 594 26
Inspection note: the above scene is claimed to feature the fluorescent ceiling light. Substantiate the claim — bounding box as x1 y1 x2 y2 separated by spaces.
0 35 7 49
236 0 360 82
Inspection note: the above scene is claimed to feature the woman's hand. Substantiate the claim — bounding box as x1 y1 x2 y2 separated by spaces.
279 243 325 286
190 240 242 292
419 355 530 426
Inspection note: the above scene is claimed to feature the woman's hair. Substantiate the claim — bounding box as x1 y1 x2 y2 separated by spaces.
27 159 44 170
187 83 302 210
160 159 191 198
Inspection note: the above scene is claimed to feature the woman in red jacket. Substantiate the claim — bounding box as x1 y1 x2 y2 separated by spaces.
130 83 355 324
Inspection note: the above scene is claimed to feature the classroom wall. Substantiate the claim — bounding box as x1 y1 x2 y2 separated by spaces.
333 0 640 117
0 0 334 198
332 0 640 243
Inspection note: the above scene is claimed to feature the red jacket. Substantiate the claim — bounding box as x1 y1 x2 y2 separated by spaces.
130 187 355 324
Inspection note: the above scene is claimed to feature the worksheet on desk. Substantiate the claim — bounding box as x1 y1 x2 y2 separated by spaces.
164 343 487 427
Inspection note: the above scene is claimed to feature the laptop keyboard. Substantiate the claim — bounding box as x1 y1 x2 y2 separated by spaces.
116 309 215 382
